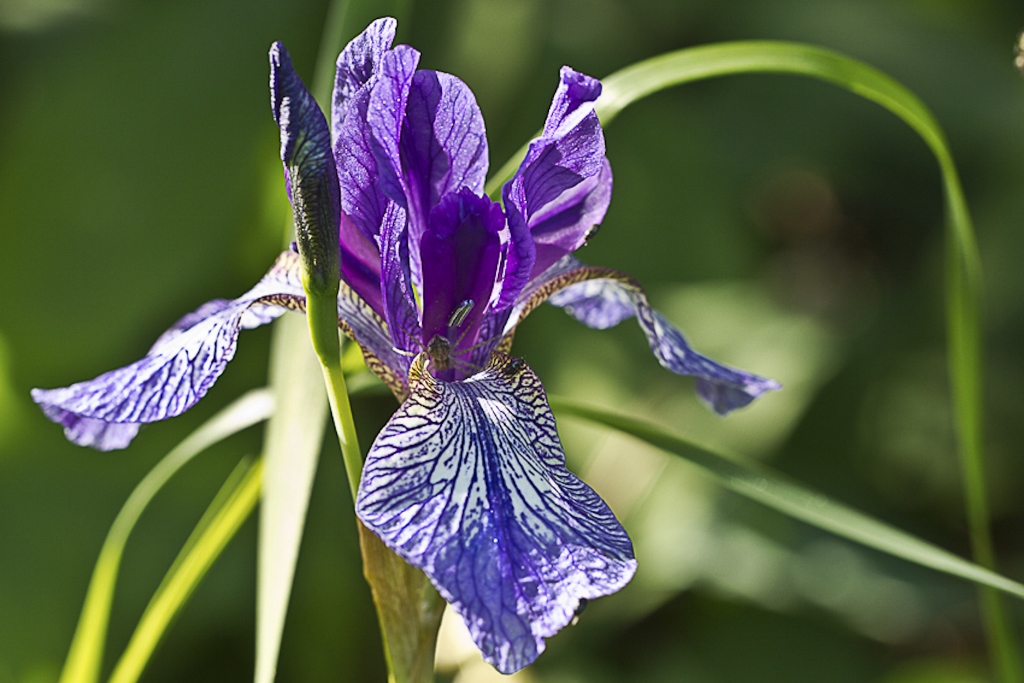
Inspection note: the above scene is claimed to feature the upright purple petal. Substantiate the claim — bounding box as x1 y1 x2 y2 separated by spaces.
338 212 384 315
542 66 604 138
367 44 420 213
400 70 490 206
271 42 341 294
331 17 397 140
419 189 506 358
336 84 394 243
370 57 490 294
503 68 611 278
356 353 636 674
31 252 309 450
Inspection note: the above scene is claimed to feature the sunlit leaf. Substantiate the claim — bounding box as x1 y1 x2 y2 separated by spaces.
551 397 1024 601
108 456 263 683
255 314 330 683
59 389 273 683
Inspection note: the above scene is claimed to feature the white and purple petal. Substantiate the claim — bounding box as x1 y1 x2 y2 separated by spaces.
356 353 636 674
508 258 781 415
33 251 408 449
31 252 307 450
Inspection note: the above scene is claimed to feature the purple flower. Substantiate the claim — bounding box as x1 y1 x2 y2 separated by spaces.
32 18 780 673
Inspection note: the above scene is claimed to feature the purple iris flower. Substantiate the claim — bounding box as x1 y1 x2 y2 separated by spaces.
32 18 779 673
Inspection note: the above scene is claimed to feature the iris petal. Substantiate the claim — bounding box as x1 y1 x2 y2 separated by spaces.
370 52 489 298
508 258 781 414
420 189 506 355
30 252 307 449
32 251 410 448
356 353 636 674
503 67 611 279
331 17 397 141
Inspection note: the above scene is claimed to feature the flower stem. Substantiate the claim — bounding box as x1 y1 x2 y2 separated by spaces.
304 285 362 500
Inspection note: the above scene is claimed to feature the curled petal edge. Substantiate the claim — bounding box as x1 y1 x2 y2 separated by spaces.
501 257 781 414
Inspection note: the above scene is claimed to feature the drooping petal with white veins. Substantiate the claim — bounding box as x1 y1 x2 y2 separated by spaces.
31 252 303 449
505 257 781 414
356 353 636 674
32 251 406 449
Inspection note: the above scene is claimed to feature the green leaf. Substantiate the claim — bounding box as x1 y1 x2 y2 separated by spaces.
550 397 1024 602
255 313 331 683
58 389 273 683
108 456 264 683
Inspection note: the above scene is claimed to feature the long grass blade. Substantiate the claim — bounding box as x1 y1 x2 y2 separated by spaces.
108 456 264 683
551 397 1024 601
57 389 273 683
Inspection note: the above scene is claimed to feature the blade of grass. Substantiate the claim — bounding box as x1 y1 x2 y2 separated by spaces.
255 314 329 683
487 41 1010 680
57 390 273 683
108 456 263 683
551 397 1024 601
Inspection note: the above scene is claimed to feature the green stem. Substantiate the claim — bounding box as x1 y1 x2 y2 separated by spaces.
305 284 363 499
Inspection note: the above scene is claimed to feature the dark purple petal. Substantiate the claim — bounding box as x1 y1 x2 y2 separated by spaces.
503 68 610 277
419 189 505 355
331 17 397 141
356 353 636 674
31 252 309 449
542 66 603 138
379 202 421 356
400 70 490 207
529 159 612 276
339 212 384 315
270 42 341 294
495 188 536 312
507 260 781 415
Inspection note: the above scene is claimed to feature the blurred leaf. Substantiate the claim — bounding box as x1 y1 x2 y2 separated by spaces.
255 314 329 683
59 389 273 683
108 456 263 683
550 397 1024 602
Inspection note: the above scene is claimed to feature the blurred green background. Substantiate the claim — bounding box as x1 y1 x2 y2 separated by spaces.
2 0 1024 681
